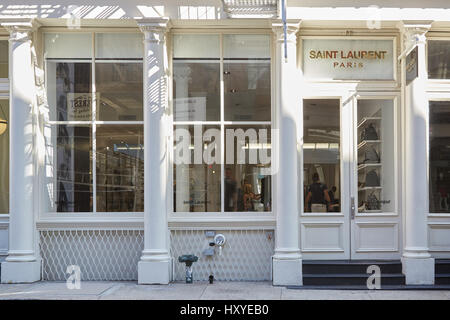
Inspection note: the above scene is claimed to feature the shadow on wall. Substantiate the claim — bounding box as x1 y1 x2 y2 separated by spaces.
0 1 223 20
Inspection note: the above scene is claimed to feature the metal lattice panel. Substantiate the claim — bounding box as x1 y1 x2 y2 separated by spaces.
170 229 274 281
40 230 144 281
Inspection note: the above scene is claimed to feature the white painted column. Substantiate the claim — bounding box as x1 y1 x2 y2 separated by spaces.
1 20 40 283
400 22 435 285
138 18 172 284
272 20 303 286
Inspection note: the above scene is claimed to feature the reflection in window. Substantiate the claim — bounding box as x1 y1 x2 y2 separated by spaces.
44 33 144 213
0 40 8 78
96 63 143 121
46 62 92 121
429 101 450 213
52 125 92 212
428 40 450 79
303 99 340 213
0 100 9 213
96 125 143 212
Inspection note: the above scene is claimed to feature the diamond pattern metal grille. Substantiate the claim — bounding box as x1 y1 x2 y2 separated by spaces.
40 229 274 281
170 229 274 281
40 230 144 281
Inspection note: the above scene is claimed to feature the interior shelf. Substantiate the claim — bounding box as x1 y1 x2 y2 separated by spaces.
357 140 382 150
358 186 382 192
358 163 382 171
357 117 382 129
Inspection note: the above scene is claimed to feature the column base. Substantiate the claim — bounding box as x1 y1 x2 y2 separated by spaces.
1 260 41 283
272 257 302 286
401 256 435 285
138 259 171 284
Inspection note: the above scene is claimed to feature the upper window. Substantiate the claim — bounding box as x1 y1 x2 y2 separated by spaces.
429 101 450 213
428 40 450 79
0 40 8 78
172 34 272 214
43 33 144 213
0 99 9 213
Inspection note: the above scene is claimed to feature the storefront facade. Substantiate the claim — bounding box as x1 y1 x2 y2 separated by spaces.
0 1 450 286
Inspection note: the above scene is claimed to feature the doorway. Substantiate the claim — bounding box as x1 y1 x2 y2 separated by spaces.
300 96 401 260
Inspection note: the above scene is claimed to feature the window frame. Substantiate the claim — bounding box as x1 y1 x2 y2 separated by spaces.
40 30 144 219
169 30 275 220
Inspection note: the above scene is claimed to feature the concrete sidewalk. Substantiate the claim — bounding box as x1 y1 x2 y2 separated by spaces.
0 281 449 300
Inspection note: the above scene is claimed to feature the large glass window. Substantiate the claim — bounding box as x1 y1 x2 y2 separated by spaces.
428 40 450 79
173 35 220 121
44 33 144 213
223 35 271 121
172 34 272 213
429 101 450 213
0 99 9 213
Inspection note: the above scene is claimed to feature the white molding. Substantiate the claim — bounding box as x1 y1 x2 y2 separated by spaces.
428 222 450 252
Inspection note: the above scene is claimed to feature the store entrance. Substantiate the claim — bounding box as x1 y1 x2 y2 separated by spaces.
300 96 401 260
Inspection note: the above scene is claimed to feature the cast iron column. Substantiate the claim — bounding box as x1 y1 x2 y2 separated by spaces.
0 19 41 283
138 18 172 284
400 21 435 285
271 20 303 286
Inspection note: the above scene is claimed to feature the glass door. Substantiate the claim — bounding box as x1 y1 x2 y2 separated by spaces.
301 97 351 260
350 97 401 259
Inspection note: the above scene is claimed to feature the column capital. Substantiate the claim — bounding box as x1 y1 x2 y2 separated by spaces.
1 18 40 42
271 19 301 43
398 21 432 46
137 17 171 43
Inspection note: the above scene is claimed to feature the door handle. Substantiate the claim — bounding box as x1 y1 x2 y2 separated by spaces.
350 196 355 220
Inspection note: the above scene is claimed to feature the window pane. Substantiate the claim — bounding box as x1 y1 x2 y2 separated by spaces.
173 62 220 121
173 34 220 59
0 100 9 213
47 62 92 121
44 33 92 59
95 63 143 121
223 34 270 59
96 125 144 212
357 99 395 213
428 40 450 79
224 61 270 121
429 101 450 213
0 40 8 78
173 125 221 212
224 125 272 212
303 99 340 213
45 124 93 212
95 33 143 59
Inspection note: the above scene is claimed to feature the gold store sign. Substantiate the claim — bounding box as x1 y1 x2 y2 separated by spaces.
303 39 394 80
308 50 388 69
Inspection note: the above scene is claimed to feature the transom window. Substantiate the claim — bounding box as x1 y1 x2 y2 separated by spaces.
172 33 272 213
43 32 144 213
